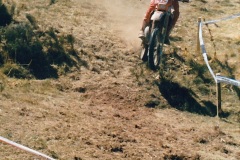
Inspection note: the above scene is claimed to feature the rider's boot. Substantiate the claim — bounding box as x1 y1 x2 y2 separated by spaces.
138 20 148 40
138 30 145 40
164 25 172 45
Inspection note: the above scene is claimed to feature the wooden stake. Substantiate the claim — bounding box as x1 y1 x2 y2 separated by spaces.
216 73 222 117
197 17 201 54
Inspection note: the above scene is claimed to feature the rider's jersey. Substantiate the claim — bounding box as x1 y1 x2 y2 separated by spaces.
144 0 178 23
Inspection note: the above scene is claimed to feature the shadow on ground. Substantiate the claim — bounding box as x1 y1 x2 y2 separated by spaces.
158 79 217 117
0 4 12 26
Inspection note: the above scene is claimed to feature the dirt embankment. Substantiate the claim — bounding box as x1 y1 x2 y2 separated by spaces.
0 0 240 160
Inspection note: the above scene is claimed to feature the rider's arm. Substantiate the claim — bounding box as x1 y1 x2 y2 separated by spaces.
144 0 157 23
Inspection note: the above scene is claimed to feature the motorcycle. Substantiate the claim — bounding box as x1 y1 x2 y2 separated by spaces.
140 0 189 70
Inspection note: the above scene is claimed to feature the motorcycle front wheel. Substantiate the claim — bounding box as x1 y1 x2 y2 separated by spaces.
148 28 162 70
140 44 148 62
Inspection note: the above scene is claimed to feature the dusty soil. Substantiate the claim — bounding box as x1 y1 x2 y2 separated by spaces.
0 0 240 159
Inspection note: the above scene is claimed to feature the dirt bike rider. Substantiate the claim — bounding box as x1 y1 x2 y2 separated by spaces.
139 0 189 45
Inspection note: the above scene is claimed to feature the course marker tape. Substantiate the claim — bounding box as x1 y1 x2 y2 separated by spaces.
216 75 240 87
198 13 240 116
198 16 240 86
0 136 55 160
198 22 217 82
203 13 240 25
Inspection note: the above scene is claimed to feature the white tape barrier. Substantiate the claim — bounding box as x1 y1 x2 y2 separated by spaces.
0 136 55 160
198 16 240 87
203 13 240 25
198 22 217 82
216 75 240 87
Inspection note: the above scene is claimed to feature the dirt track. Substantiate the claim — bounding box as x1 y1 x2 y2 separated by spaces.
0 0 240 159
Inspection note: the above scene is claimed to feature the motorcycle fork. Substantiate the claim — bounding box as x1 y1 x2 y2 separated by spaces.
151 13 169 44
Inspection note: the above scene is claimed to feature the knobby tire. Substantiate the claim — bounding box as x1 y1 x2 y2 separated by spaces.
148 28 161 70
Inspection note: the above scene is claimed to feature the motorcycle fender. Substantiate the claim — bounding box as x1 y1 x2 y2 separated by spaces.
151 11 164 21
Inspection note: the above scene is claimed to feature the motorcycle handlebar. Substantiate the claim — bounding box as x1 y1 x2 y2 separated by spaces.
178 0 191 2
